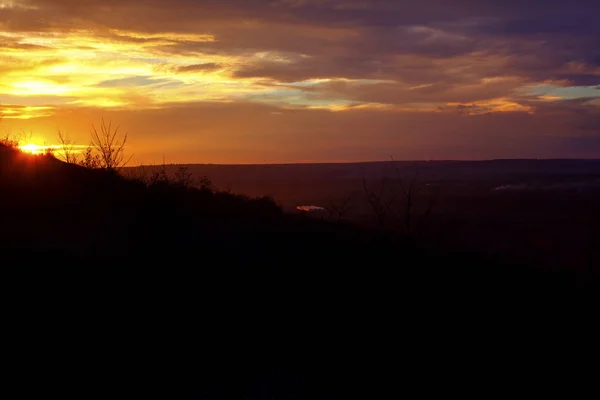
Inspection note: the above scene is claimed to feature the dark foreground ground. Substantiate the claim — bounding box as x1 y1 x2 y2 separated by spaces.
3 147 599 398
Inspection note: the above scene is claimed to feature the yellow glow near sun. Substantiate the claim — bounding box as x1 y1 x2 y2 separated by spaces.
11 80 74 96
19 143 46 155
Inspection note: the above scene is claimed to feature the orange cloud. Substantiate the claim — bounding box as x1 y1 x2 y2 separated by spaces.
0 0 598 162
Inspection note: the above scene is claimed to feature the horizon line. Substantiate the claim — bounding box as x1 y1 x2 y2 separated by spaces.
129 157 600 168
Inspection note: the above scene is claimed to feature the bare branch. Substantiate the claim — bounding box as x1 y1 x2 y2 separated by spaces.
328 192 355 222
363 176 396 229
57 130 80 164
89 118 132 170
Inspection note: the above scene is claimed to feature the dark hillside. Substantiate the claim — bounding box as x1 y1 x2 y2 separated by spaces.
2 143 598 398
125 160 600 272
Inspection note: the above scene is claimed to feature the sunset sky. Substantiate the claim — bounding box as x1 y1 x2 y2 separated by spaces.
1 0 599 164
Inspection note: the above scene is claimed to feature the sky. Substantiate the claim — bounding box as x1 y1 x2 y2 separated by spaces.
1 0 599 164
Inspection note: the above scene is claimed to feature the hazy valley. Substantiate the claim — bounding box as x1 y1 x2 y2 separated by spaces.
126 159 600 273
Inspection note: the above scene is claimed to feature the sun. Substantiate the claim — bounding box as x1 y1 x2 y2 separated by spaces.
19 143 46 155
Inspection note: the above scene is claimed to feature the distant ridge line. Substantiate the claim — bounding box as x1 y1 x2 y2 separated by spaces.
130 158 600 168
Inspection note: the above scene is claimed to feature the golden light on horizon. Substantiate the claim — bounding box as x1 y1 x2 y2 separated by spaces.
19 143 48 155
19 143 59 155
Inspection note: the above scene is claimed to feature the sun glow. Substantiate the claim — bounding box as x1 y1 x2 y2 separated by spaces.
19 143 46 155
10 81 74 96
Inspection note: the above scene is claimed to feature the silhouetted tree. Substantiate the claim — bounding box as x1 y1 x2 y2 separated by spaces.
390 157 440 236
57 130 80 164
363 176 396 229
328 193 356 222
174 165 194 188
80 146 102 169
391 161 440 237
90 119 132 170
363 158 440 236
1 129 32 149
198 175 214 191
148 164 170 188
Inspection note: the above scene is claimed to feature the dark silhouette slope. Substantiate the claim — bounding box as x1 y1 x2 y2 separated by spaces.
2 143 597 398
